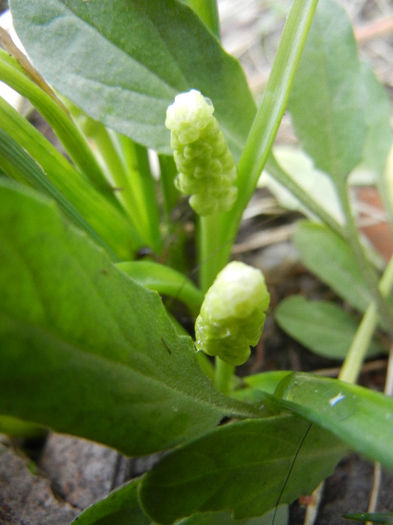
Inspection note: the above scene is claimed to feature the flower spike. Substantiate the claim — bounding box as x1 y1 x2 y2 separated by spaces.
165 89 237 216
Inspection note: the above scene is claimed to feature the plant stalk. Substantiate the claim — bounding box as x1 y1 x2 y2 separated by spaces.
339 254 393 383
215 0 319 270
199 212 222 292
215 358 234 395
337 181 393 340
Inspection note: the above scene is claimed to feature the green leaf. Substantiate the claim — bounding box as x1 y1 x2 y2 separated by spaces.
289 0 368 180
356 61 393 176
177 506 288 525
264 146 344 224
0 126 116 258
0 415 45 438
0 180 255 456
231 371 292 405
275 296 384 360
0 95 137 260
72 480 150 525
10 0 255 158
274 373 393 470
0 49 112 197
216 0 319 275
72 479 287 525
117 260 203 316
343 512 393 524
294 222 372 311
139 415 346 524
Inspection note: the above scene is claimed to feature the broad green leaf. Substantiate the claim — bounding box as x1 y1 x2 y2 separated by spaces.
294 222 372 311
274 373 393 470
0 180 255 456
275 296 384 359
181 0 220 38
139 415 346 524
72 479 286 525
10 0 255 158
263 146 344 224
356 61 393 177
177 506 288 525
72 480 150 525
289 0 367 180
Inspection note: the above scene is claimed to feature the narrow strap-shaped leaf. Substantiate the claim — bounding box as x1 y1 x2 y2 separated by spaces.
0 49 113 198
0 128 117 258
206 0 319 275
0 95 139 259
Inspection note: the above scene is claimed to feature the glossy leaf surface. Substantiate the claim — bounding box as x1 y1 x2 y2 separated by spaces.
274 373 393 470
140 415 346 524
10 0 255 157
275 296 384 359
0 180 253 456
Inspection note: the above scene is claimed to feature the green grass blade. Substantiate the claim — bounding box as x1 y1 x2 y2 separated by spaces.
0 49 113 199
0 96 140 259
209 0 319 277
0 128 117 258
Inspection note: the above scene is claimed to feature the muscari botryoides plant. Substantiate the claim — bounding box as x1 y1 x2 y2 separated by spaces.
1 0 393 523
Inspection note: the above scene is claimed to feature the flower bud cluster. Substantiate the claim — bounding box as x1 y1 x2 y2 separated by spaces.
165 89 237 216
195 261 270 366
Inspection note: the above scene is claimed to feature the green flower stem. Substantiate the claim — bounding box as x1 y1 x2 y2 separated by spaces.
90 126 152 247
119 136 163 254
337 181 393 339
340 254 393 384
266 154 346 239
215 357 234 395
0 50 113 200
159 154 180 221
214 0 319 275
199 212 222 292
184 0 220 38
0 97 137 259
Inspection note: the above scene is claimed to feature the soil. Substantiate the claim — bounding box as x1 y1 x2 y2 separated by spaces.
1 1 393 524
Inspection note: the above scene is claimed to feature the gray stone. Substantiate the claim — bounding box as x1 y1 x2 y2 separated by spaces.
39 433 122 509
0 443 78 525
